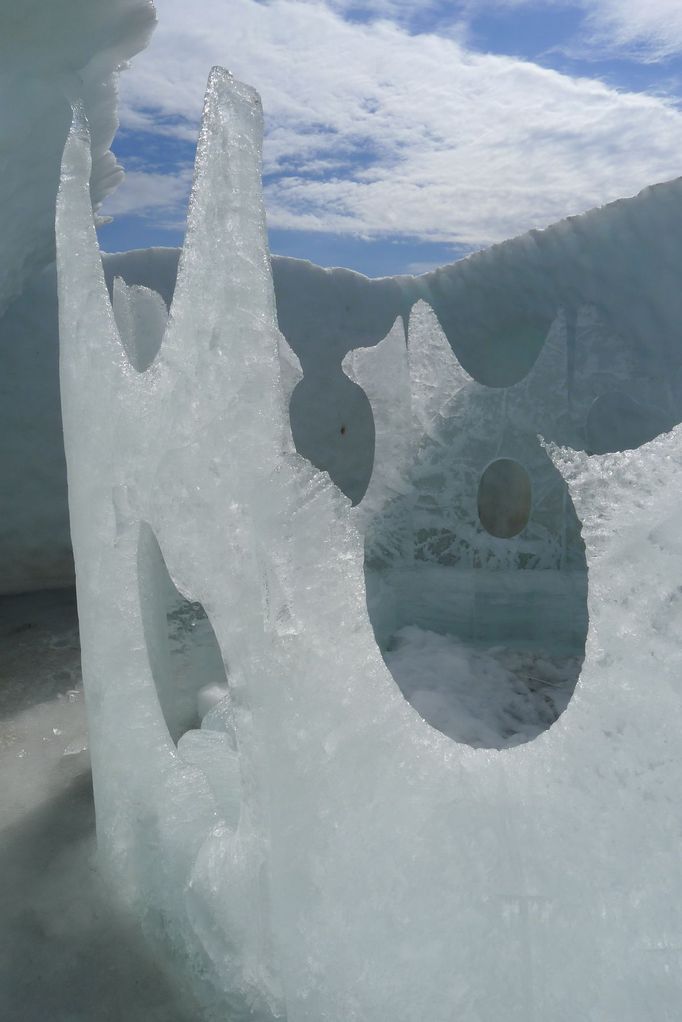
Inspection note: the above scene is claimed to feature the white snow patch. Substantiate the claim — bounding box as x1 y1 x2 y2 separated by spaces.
385 625 581 749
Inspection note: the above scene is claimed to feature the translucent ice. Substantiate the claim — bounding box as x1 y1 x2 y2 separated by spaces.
58 70 288 1017
57 66 682 1022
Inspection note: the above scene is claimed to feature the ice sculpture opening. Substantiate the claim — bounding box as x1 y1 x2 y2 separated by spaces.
477 458 532 539
113 277 168 373
138 523 230 744
347 301 589 748
289 363 376 505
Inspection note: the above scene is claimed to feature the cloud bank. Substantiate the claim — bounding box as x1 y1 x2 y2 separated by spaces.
105 0 682 251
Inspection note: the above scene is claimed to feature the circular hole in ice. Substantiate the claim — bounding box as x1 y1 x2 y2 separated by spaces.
477 458 531 539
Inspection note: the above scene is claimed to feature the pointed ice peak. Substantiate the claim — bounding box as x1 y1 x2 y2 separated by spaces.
171 65 267 319
343 315 407 392
161 66 281 430
57 103 130 391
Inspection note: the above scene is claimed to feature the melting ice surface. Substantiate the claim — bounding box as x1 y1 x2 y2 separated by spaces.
55 65 682 1022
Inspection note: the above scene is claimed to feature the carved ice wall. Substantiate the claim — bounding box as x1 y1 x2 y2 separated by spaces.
56 66 682 1021
5 175 682 593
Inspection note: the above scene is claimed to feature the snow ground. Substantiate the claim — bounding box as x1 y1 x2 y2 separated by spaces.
384 625 582 749
0 588 200 1022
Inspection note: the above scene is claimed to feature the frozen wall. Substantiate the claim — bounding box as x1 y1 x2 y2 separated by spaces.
0 0 155 594
57 68 682 1021
0 0 156 320
3 165 682 594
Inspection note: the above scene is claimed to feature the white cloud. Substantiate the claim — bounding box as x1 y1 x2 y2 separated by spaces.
109 0 682 248
101 167 193 219
461 0 682 60
583 0 682 60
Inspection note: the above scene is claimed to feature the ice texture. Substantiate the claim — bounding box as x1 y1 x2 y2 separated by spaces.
6 168 682 594
58 70 289 1016
57 66 682 1021
342 318 411 525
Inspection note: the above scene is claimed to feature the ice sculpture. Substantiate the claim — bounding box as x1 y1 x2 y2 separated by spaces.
57 64 682 1020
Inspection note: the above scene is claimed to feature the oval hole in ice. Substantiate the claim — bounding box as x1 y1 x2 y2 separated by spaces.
477 458 532 539
137 523 230 744
289 373 375 505
364 447 586 750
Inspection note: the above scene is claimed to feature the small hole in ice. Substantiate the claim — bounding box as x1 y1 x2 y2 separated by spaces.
477 458 531 539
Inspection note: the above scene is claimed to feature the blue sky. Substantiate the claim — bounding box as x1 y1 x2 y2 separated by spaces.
99 0 682 276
